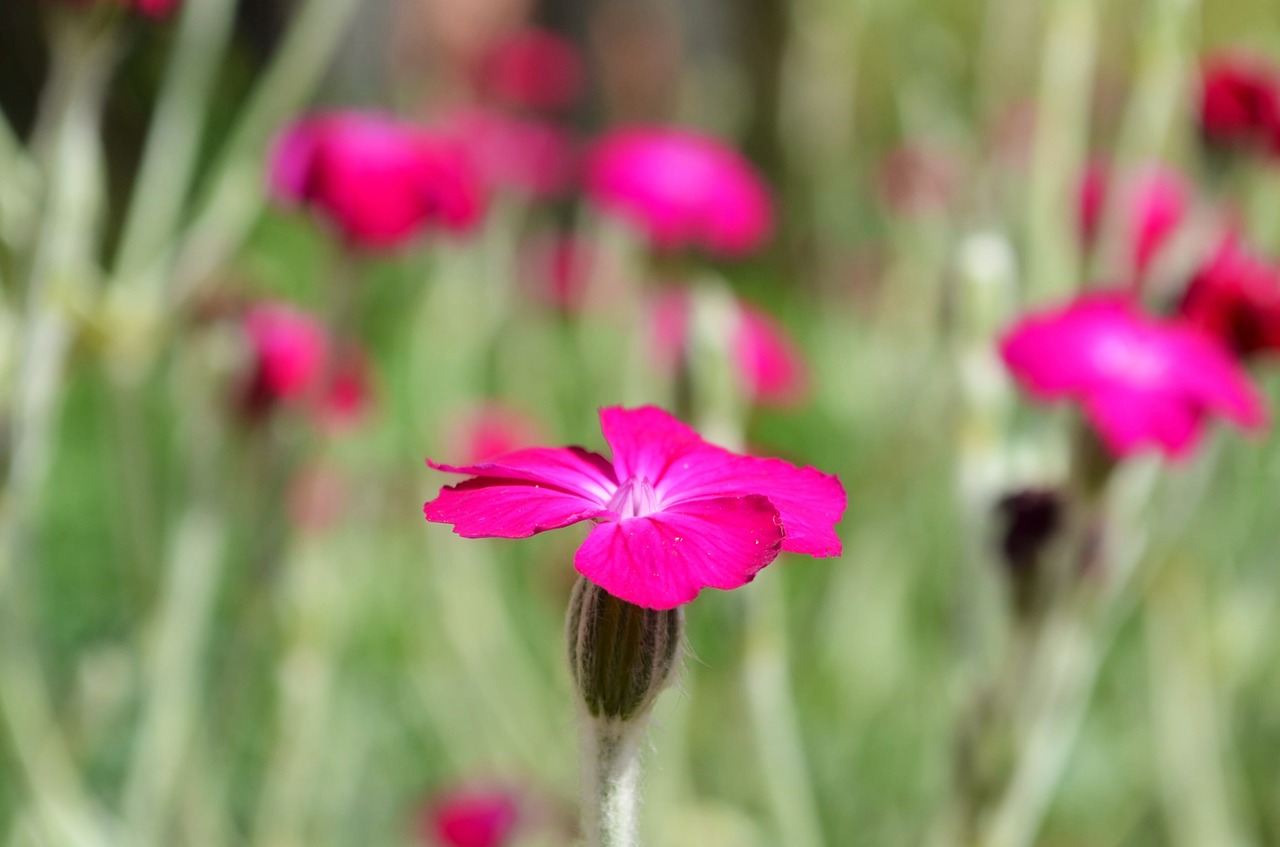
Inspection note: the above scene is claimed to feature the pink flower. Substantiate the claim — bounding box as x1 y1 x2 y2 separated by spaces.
478 28 584 113
313 345 373 431
58 0 178 18
1000 293 1267 459
1078 163 1189 277
444 403 544 464
242 303 329 408
646 291 808 406
586 127 773 257
270 112 486 250
439 108 577 198
1179 235 1280 356
1198 53 1280 157
424 406 845 609
418 788 520 847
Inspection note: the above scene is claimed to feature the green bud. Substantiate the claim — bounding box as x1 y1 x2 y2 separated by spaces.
566 577 683 722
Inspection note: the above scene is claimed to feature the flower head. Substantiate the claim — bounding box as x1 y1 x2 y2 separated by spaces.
478 28 584 113
586 127 773 257
1077 163 1189 277
1179 235 1280 357
242 302 329 407
424 406 845 609
1000 293 1266 459
270 111 485 250
1198 53 1280 157
418 787 521 847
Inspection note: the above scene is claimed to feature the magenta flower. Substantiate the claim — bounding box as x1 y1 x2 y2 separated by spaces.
478 28 584 113
1198 53 1280 157
58 0 179 18
1000 294 1267 459
647 290 808 406
585 127 773 257
424 406 845 609
1077 163 1189 278
242 303 329 408
1179 235 1280 357
439 108 577 199
418 787 521 847
270 111 485 250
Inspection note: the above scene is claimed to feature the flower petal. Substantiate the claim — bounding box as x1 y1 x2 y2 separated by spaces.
1083 387 1202 459
575 495 784 609
598 406 703 483
428 446 617 503
425 478 609 539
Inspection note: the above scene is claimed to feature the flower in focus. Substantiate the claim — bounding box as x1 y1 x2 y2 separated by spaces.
1198 53 1280 157
444 403 544 464
439 108 577 198
1179 236 1280 357
418 787 521 847
647 290 808 406
478 28 584 113
241 302 329 413
270 111 486 250
1078 163 1189 278
1000 293 1266 459
586 127 773 257
424 406 845 609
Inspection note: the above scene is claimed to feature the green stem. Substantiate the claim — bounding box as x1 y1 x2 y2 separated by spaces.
579 717 645 847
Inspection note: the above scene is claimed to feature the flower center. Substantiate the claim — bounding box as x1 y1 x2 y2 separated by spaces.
607 476 660 519
1094 331 1166 386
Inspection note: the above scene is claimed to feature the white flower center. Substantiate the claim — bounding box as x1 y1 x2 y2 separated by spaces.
607 476 660 519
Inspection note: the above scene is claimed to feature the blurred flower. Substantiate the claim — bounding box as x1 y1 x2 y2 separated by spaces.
586 127 773 257
270 112 486 250
518 232 596 312
424 406 844 609
313 345 373 432
875 142 959 216
439 107 577 198
1179 235 1280 357
479 27 584 113
444 403 544 464
58 0 179 18
1000 293 1266 459
647 290 808 407
1078 163 1189 278
1198 53 1280 158
419 787 521 847
241 302 329 414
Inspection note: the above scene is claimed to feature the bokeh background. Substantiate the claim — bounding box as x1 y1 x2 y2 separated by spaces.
2 0 1280 845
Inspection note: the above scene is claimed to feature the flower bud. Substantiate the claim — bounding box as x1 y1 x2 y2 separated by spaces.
566 577 683 722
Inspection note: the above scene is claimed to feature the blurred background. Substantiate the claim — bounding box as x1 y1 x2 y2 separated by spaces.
2 0 1280 845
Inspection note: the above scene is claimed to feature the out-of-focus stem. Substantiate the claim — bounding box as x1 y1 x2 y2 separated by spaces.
1024 0 1096 302
170 0 361 301
112 0 239 291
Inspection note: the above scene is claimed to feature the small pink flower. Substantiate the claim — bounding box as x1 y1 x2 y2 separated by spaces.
313 345 373 432
242 303 329 407
1078 163 1189 277
1000 293 1267 459
445 403 544 464
1179 235 1280 356
424 406 845 609
586 127 773 257
419 788 520 847
270 111 486 250
439 108 577 198
1198 53 1280 157
646 291 808 406
479 28 584 113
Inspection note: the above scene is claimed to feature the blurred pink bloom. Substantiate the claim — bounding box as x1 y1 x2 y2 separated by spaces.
313 346 373 432
419 788 520 847
59 0 178 18
875 143 959 216
646 290 808 406
1000 293 1266 459
424 406 845 609
270 112 486 250
445 403 544 464
518 233 596 312
1198 53 1280 157
243 303 329 408
586 127 773 257
440 107 577 198
1078 163 1189 277
1179 235 1280 357
479 28 584 113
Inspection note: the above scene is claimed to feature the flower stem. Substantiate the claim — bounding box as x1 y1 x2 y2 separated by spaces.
579 717 645 847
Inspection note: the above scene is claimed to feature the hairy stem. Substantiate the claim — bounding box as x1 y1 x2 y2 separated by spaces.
579 717 645 847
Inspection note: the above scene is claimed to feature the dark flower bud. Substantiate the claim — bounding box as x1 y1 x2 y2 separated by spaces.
566 577 683 722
